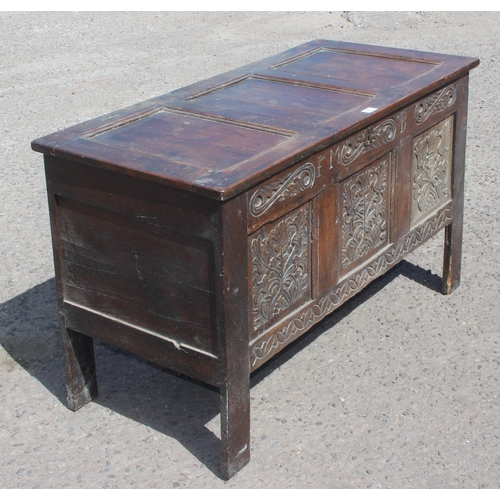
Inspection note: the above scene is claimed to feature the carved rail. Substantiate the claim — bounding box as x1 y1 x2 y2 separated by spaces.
414 85 456 124
249 162 316 217
330 112 406 168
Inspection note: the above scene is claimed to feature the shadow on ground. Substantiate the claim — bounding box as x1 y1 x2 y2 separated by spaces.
0 260 442 477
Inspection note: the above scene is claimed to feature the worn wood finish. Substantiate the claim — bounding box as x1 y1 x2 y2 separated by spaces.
33 40 478 479
443 76 469 294
214 195 251 479
45 169 99 410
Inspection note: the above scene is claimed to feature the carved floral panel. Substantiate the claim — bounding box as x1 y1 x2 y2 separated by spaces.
340 157 390 271
251 208 453 366
411 116 453 226
250 204 311 333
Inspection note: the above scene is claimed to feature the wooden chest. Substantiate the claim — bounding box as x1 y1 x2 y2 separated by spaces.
32 40 479 479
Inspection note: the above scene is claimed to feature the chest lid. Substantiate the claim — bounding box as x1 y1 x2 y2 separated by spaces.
32 39 479 200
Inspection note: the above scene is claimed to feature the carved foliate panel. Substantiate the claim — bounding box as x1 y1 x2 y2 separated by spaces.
250 204 311 333
411 116 453 226
250 207 453 367
340 156 390 272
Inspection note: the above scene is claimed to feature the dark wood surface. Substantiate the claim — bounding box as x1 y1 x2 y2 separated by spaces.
32 39 478 200
32 40 479 479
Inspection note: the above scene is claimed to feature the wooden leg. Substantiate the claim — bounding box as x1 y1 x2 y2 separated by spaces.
214 194 251 479
45 176 98 410
61 327 98 411
442 222 462 295
443 75 469 295
220 375 250 480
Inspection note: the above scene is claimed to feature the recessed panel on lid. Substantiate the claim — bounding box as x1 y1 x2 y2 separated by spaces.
190 77 371 126
89 109 288 172
272 49 437 90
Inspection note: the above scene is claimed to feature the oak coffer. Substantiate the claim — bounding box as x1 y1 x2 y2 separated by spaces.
32 40 479 479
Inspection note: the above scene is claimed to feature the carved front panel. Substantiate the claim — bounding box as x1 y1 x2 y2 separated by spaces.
250 206 453 368
249 162 316 218
332 117 399 167
250 204 311 335
414 85 456 124
411 115 453 226
340 156 390 273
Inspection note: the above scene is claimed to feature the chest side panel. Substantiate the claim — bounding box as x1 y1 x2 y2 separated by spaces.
46 158 220 358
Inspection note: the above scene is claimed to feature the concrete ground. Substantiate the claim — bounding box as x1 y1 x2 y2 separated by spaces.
0 11 499 488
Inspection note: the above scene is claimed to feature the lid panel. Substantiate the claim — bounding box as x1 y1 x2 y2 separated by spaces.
271 48 438 90
89 109 289 172
191 77 371 122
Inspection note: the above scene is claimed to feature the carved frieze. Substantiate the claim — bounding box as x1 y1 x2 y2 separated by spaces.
251 208 453 366
250 204 311 332
341 158 389 269
330 113 406 168
414 85 456 124
411 116 453 226
249 162 316 217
